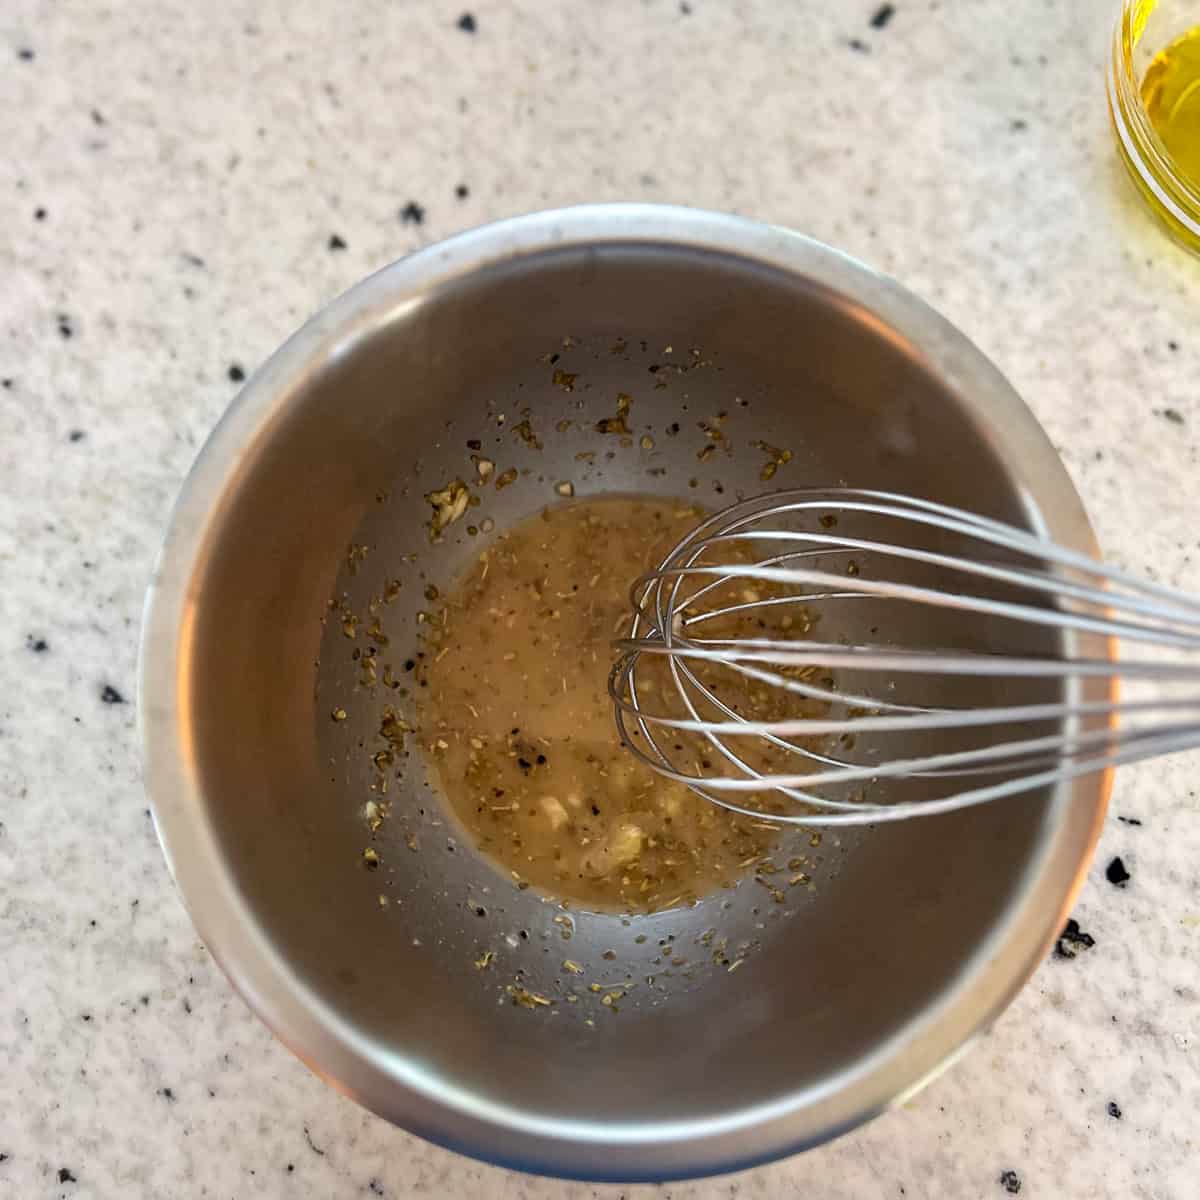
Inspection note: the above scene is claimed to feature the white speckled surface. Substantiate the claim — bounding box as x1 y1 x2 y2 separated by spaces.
2 0 1198 1196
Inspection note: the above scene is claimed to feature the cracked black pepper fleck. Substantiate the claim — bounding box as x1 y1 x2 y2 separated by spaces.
999 1169 1022 1194
1159 407 1184 424
17 48 35 61
57 314 73 339
1054 917 1095 959
68 429 85 442
849 37 869 52
101 685 126 704
27 636 48 653
160 1087 175 1100
1117 815 1143 826
1107 1100 1122 1118
228 363 245 382
34 206 46 221
455 183 470 199
1106 856 1131 887
400 200 426 225
328 233 347 251
58 1168 77 1183
870 3 896 28
457 12 477 33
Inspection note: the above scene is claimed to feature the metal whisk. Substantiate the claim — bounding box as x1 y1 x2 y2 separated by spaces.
610 488 1200 825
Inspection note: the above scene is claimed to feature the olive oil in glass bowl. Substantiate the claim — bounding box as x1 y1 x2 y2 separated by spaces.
1109 1 1200 253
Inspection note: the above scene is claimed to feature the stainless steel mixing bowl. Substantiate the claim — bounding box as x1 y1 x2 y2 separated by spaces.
140 205 1109 1181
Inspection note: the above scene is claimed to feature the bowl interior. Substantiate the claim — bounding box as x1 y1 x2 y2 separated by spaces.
167 236 1091 1171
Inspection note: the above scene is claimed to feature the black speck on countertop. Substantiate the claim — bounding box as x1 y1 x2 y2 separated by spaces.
26 636 49 653
58 1168 77 1183
100 684 126 705
1054 917 1095 959
1158 407 1185 424
68 429 86 442
1107 1099 1122 1118
455 183 469 199
848 37 869 53
1167 339 1179 351
228 363 245 382
34 206 47 221
1010 118 1028 132
91 107 105 125
1117 815 1143 826
457 12 477 33
328 233 347 251
57 314 74 339
1106 856 1131 887
999 1168 1022 1194
400 200 426 225
870 3 896 28
17 47 35 61
1 378 12 389
160 1087 175 1101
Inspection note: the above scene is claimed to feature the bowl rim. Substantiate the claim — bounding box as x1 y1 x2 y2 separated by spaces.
139 203 1110 1181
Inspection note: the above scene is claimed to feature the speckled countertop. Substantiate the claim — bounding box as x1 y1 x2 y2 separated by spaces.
2 1 1198 1196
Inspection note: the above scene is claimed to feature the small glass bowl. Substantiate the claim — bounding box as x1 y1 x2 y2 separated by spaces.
1108 0 1200 254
